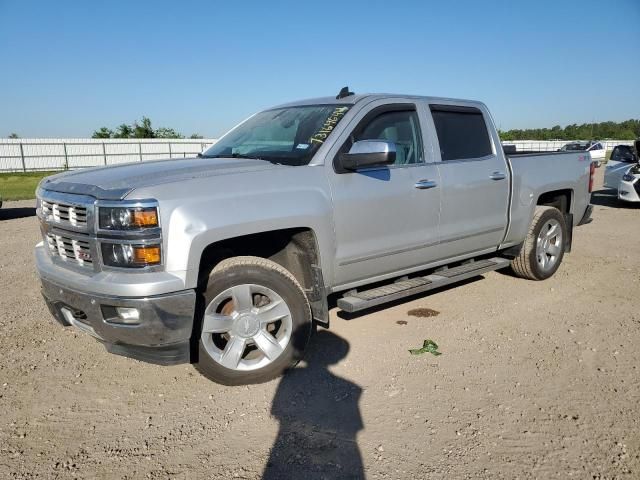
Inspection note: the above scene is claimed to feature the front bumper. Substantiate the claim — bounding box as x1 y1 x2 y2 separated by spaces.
38 262 196 366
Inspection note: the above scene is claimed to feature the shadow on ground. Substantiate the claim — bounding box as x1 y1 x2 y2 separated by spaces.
263 330 364 480
591 189 640 208
0 206 36 220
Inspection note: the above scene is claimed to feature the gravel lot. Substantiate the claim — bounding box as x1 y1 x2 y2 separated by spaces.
1 169 639 479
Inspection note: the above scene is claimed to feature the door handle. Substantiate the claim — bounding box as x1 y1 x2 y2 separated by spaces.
490 171 506 181
414 179 438 189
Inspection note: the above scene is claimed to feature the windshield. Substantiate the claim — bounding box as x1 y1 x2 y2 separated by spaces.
202 105 351 166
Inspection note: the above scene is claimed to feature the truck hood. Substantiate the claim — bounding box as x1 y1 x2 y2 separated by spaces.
40 157 281 200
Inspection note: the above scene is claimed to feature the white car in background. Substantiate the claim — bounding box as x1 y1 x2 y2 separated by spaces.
559 141 606 167
604 143 640 203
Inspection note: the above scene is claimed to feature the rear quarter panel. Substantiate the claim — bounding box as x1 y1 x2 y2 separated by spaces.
502 152 591 247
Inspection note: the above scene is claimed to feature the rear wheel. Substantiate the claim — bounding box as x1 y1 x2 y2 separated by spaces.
194 256 313 385
511 206 567 280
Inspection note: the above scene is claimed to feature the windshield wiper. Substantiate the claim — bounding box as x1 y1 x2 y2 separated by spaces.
199 153 265 160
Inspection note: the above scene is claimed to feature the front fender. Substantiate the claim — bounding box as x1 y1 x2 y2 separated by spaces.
132 167 335 290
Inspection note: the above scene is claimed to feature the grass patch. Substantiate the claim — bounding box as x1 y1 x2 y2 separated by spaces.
0 171 58 201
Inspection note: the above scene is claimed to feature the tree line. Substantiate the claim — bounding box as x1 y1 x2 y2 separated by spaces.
499 119 640 141
91 117 203 139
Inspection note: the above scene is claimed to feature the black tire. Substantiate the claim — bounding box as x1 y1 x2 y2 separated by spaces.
510 206 567 281
194 256 313 385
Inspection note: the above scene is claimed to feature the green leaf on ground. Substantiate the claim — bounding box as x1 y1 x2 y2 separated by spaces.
409 339 442 356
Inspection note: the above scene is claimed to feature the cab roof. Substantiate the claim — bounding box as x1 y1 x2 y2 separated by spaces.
272 93 486 109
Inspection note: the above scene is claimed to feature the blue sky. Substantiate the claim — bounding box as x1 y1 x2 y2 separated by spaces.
1 0 639 138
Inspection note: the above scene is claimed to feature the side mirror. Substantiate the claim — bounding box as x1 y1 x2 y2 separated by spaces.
339 140 396 171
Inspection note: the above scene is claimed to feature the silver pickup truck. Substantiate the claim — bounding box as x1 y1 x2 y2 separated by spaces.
35 90 594 385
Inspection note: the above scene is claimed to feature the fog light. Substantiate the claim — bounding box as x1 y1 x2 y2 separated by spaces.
115 307 140 324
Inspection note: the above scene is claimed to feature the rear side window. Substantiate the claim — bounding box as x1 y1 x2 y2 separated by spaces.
430 105 493 161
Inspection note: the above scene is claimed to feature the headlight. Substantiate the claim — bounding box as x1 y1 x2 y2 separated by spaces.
100 243 161 268
98 206 159 230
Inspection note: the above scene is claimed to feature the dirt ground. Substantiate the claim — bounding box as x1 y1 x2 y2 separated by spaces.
1 169 639 479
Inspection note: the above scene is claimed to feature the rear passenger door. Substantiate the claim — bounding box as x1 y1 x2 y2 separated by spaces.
429 104 509 258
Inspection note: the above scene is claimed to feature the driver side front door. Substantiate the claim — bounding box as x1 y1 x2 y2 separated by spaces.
328 103 441 289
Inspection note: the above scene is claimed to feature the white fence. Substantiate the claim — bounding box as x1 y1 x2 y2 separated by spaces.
0 138 217 172
503 140 633 152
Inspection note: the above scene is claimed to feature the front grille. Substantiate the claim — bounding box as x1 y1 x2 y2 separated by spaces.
45 233 93 267
41 200 88 228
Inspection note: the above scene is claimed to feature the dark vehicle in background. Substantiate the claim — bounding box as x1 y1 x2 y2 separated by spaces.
559 141 605 167
609 144 637 163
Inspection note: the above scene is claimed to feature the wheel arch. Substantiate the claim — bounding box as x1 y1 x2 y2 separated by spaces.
536 188 574 252
536 188 573 214
194 227 329 326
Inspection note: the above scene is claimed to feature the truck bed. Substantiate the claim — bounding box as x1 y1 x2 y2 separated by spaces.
507 151 570 156
501 150 591 248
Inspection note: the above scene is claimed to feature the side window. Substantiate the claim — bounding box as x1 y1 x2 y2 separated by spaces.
430 105 493 161
354 110 424 165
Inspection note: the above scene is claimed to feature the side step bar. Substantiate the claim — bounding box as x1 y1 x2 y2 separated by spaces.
337 257 511 313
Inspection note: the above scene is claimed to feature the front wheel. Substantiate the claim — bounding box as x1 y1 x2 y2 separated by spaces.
510 206 567 280
194 256 313 385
